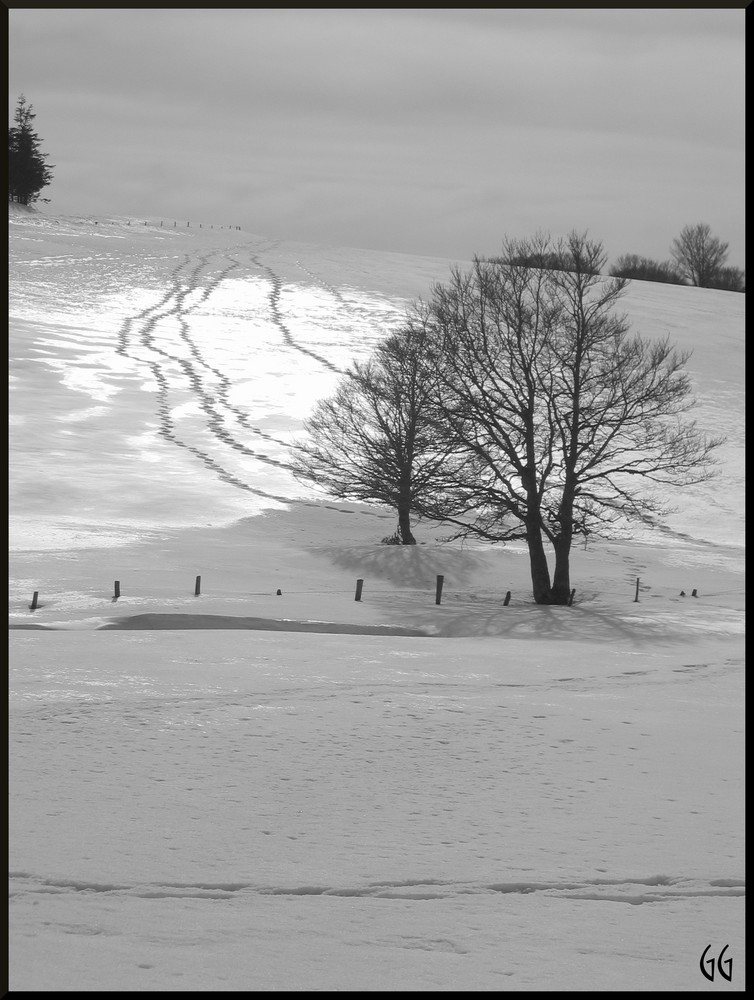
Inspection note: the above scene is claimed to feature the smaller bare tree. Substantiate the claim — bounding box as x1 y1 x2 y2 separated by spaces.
670 223 729 288
291 320 468 544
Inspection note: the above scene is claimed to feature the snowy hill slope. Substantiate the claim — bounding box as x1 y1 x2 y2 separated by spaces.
8 207 745 991
9 208 743 607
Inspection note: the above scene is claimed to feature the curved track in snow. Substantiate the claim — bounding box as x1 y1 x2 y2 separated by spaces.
115 247 316 504
246 246 345 375
112 239 394 513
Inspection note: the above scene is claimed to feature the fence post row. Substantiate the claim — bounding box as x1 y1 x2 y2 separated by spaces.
24 575 709 614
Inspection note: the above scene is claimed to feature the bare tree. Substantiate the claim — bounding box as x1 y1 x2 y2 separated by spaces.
670 223 729 287
291 320 469 544
417 231 723 604
711 265 745 293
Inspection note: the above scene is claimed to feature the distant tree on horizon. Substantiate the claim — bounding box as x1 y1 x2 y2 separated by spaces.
8 95 54 206
710 264 745 293
670 223 731 289
609 253 686 285
488 238 602 275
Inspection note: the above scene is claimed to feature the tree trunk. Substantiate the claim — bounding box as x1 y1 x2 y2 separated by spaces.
551 534 572 605
551 486 575 605
526 521 553 603
397 504 416 545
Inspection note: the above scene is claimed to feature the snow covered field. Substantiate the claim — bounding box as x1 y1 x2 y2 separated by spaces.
8 206 745 991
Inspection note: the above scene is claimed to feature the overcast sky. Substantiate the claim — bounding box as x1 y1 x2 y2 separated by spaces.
9 8 745 267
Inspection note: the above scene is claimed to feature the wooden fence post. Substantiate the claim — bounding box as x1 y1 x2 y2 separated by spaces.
634 577 640 603
114 581 120 600
503 591 511 606
355 579 364 602
435 575 444 605
30 591 39 611
194 575 201 596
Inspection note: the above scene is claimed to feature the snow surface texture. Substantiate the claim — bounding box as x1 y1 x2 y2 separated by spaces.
8 206 745 991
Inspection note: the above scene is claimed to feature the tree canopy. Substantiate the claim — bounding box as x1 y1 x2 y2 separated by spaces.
670 223 730 288
296 230 723 604
416 233 721 602
291 322 470 544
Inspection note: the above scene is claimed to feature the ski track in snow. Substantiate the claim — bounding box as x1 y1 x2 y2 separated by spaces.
112 242 352 510
116 247 299 501
246 243 345 376
111 240 394 516
8 870 744 904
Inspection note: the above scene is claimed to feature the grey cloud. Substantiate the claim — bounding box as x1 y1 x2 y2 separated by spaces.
9 8 744 267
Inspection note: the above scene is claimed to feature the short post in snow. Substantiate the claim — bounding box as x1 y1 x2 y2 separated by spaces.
503 591 511 606
691 589 698 598
355 579 364 602
435 575 444 605
194 575 201 596
114 581 120 601
30 591 39 611
568 588 576 607
634 577 640 603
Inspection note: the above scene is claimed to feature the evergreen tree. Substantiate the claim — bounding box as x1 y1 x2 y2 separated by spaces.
8 95 54 206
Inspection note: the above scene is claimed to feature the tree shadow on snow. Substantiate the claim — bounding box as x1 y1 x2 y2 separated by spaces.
429 596 687 647
316 542 495 589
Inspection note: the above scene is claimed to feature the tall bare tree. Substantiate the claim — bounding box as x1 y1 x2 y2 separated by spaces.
670 222 729 287
291 320 469 544
417 231 723 604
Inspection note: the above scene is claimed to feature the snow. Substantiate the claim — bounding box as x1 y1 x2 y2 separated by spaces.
8 206 745 991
